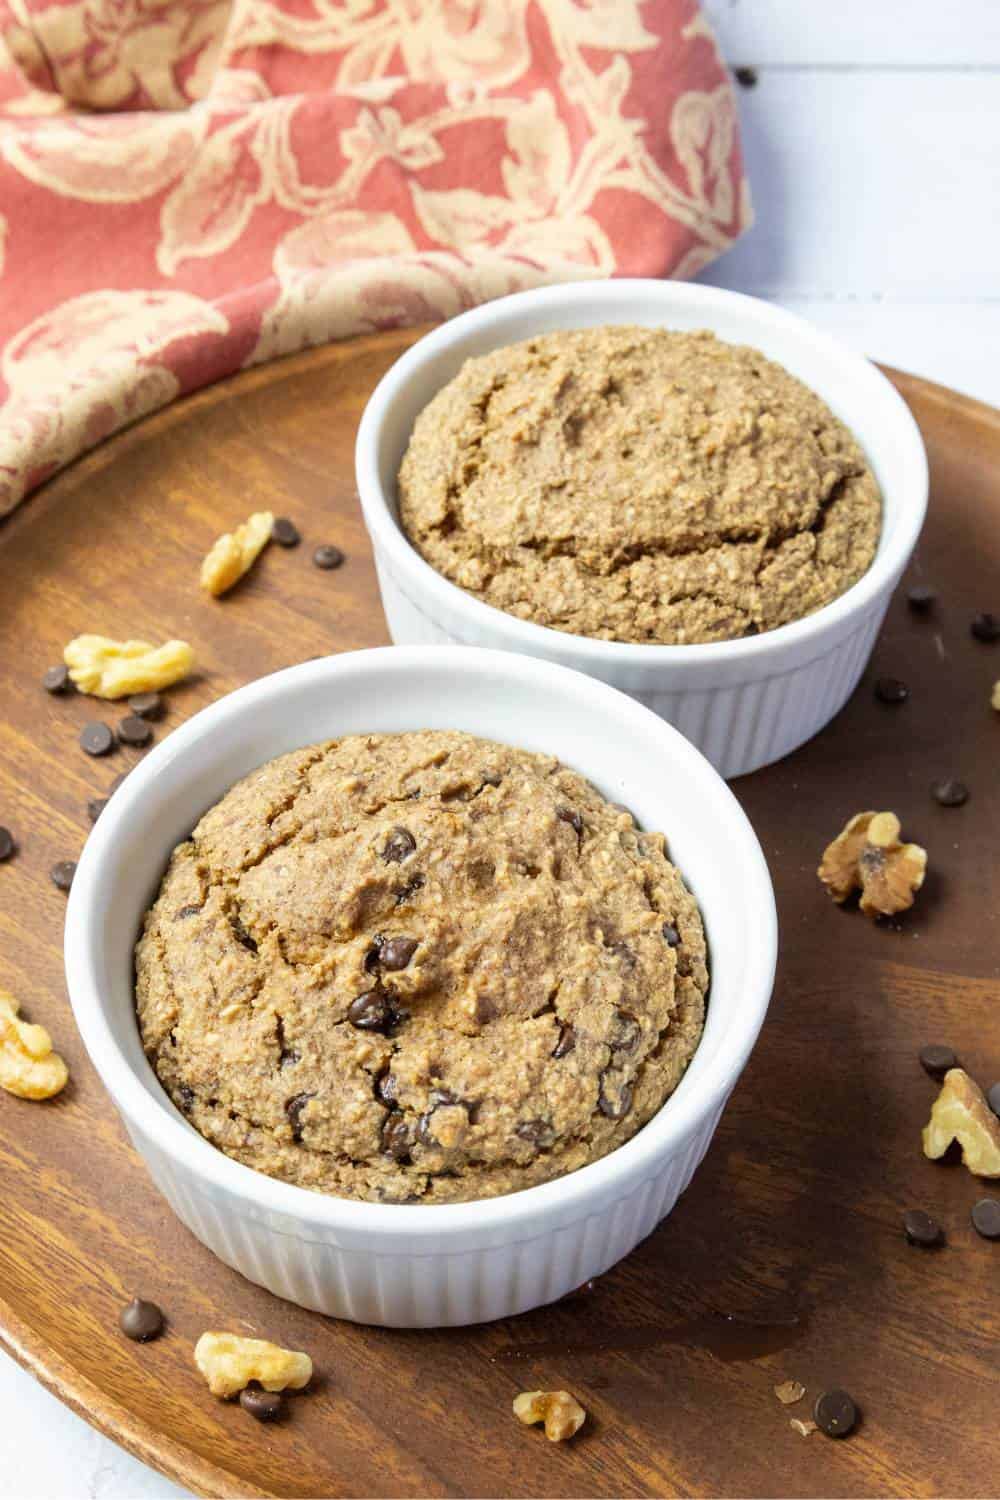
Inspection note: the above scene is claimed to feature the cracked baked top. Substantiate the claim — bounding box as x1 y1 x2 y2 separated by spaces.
398 326 882 645
134 730 708 1205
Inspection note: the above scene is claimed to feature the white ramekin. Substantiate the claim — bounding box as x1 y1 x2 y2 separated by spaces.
355 280 928 780
64 647 776 1327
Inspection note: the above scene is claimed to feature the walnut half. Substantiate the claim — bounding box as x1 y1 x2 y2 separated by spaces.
0 990 68 1100
818 811 926 918
200 511 273 596
922 1068 1000 1177
65 635 194 699
193 1331 312 1398
513 1389 586 1443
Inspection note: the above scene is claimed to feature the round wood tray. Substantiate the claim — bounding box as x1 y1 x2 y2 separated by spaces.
1 333 999 1499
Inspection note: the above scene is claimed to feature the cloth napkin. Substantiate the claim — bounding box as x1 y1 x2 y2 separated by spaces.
0 0 749 515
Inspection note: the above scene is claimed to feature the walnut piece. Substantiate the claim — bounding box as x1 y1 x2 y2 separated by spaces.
922 1068 1000 1177
818 810 926 918
774 1379 805 1406
200 510 273 596
194 1331 312 1398
65 635 194 699
0 990 68 1100
790 1419 817 1438
992 681 1000 712
513 1389 586 1443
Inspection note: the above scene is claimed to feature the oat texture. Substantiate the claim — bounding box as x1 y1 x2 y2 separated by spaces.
398 327 882 645
135 731 708 1204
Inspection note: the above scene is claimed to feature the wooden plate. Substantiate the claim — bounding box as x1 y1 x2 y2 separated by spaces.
1 333 999 1499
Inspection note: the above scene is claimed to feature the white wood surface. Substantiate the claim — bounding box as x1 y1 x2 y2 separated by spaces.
2 4 999 1497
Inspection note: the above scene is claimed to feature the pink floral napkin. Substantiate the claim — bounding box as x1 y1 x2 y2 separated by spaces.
0 0 749 514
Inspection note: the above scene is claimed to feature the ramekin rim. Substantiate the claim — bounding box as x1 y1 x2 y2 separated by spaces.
64 646 777 1240
355 279 929 668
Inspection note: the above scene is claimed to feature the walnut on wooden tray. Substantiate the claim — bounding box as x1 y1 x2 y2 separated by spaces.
923 1068 1000 1178
193 1331 312 1398
817 811 926 918
0 990 68 1100
200 510 273 596
64 634 194 699
513 1389 586 1442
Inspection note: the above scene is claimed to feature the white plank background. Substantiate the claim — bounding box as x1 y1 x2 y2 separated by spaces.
2 4 999 1498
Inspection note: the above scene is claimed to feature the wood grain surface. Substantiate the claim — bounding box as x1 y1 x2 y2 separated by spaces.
1 332 999 1499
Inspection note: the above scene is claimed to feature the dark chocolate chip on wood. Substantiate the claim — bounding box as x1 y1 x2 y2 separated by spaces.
971 612 1000 643
380 935 418 971
0 826 15 862
931 778 968 807
971 1197 1000 1240
875 676 909 704
80 721 114 757
127 692 163 720
117 715 152 748
733 64 758 88
312 544 344 570
903 1209 942 1247
50 860 76 891
987 1082 1000 1117
382 827 416 864
906 584 936 612
919 1044 957 1078
119 1297 165 1342
240 1385 285 1422
271 517 301 548
43 664 72 694
813 1388 858 1438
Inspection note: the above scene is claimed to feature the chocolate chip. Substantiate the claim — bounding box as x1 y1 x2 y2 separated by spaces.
117 715 152 748
516 1118 554 1148
0 827 15 862
380 936 418 971
375 1070 398 1106
733 64 758 88
971 612 1000 643
930 778 969 807
240 1385 285 1422
127 692 163 720
312 544 344 570
474 994 497 1025
557 806 583 837
229 916 258 953
813 1388 858 1438
597 1073 633 1119
394 874 425 906
382 827 416 864
987 1082 1000 1118
610 1010 641 1053
363 939 383 974
903 1209 942 1247
279 1048 300 1070
662 922 680 947
43 664 72 694
119 1297 164 1342
271 517 300 548
919 1044 958 1078
552 1023 576 1059
86 796 108 823
174 904 202 921
875 677 909 704
80 722 114 757
348 989 395 1032
381 1110 412 1162
906 585 936 612
971 1197 1000 1240
176 1084 195 1113
285 1091 315 1143
50 860 76 891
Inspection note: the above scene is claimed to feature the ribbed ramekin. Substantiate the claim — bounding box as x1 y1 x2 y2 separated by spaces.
64 647 776 1327
355 281 929 779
